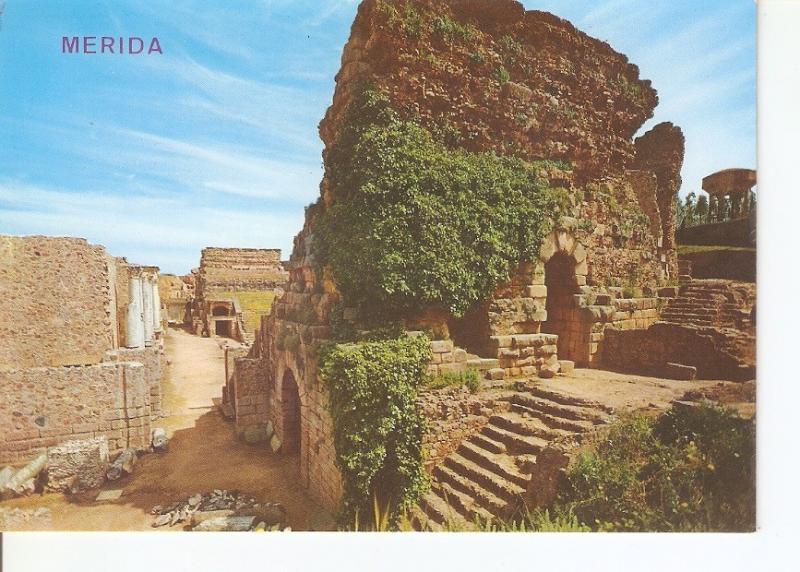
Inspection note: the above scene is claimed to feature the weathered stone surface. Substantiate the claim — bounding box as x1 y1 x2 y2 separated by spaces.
664 362 698 381
47 437 109 493
269 434 282 454
151 428 169 452
192 515 257 531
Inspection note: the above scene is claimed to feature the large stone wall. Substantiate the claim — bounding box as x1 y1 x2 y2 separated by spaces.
220 0 687 515
0 235 164 466
196 247 287 297
0 357 154 465
0 236 116 370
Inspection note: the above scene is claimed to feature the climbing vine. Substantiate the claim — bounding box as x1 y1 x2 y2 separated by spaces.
316 88 566 324
318 334 432 526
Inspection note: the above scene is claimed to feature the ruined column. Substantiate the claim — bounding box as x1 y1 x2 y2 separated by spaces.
153 274 163 333
143 274 155 346
125 276 145 349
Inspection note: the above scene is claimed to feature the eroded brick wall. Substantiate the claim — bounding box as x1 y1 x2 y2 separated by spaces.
0 236 115 370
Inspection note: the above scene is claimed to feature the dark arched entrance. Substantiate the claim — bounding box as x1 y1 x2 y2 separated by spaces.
542 252 580 361
281 370 301 454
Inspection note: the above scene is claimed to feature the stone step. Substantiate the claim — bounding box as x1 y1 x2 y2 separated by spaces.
419 489 475 530
456 442 531 489
469 432 507 454
489 411 573 441
525 385 615 414
444 453 526 503
433 464 508 516
408 506 443 532
511 393 609 424
432 481 495 526
507 403 595 433
481 423 547 455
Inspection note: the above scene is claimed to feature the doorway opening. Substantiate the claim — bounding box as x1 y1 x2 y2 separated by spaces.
281 370 301 455
542 252 580 361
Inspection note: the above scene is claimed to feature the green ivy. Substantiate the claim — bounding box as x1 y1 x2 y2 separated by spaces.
319 334 432 525
316 89 564 324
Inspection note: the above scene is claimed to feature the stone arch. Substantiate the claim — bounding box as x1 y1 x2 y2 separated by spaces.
211 303 231 316
538 230 589 363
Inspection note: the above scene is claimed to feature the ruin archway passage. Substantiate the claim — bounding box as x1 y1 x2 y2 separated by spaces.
214 320 232 337
542 252 581 362
281 370 301 455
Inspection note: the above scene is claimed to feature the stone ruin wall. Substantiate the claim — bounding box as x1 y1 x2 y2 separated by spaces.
0 236 164 465
196 247 287 297
223 0 687 513
0 236 116 369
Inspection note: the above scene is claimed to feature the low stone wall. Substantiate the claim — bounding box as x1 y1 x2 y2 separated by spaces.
417 386 508 472
0 358 154 465
230 357 270 436
602 321 755 381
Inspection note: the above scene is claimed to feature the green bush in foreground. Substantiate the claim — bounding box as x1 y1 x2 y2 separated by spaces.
319 334 432 526
555 402 755 532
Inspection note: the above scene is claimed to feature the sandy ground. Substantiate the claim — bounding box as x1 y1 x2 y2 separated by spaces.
1 328 332 532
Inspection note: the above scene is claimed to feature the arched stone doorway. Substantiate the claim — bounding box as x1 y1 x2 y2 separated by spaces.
542 252 580 361
280 370 301 455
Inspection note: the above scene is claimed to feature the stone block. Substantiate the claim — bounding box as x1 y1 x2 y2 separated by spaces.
487 368 505 381
558 360 575 374
664 362 697 381
430 340 454 353
453 348 468 363
47 436 109 493
525 285 547 298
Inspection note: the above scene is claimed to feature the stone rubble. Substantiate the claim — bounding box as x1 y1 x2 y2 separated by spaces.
150 489 288 532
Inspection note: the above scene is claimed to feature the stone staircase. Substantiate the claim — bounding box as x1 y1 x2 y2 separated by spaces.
411 384 613 531
659 280 755 330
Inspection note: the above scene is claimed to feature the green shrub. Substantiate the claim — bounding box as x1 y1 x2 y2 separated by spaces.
316 89 564 324
430 14 476 44
425 368 481 393
378 0 422 38
319 334 432 526
494 65 510 84
555 403 755 532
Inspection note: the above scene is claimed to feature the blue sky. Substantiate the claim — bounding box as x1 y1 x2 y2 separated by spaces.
0 0 755 274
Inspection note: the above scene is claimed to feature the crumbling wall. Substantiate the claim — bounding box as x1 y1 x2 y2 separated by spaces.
0 359 152 465
602 322 754 381
196 247 288 298
320 0 658 183
0 236 116 370
634 122 686 276
232 0 686 513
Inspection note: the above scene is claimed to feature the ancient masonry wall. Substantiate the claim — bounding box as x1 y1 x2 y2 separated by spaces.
0 235 163 465
222 0 688 513
0 236 115 370
602 322 755 381
0 357 154 465
196 247 288 297
417 386 509 471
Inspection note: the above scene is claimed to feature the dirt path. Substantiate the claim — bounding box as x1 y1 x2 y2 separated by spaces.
1 328 331 531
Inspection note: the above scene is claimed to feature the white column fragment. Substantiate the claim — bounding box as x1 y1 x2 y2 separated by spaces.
125 276 145 349
152 274 162 333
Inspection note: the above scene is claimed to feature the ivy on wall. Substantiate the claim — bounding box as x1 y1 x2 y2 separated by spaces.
318 334 432 525
316 89 566 324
